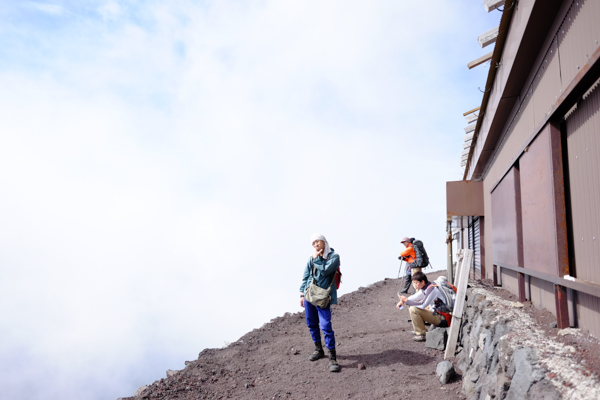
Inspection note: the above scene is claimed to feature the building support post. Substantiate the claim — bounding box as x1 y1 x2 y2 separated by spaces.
555 284 570 328
518 272 526 302
447 221 454 285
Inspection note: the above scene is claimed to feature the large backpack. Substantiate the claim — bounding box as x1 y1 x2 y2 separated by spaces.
431 276 457 313
412 239 430 268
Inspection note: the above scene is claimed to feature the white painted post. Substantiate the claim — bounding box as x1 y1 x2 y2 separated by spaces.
444 249 473 360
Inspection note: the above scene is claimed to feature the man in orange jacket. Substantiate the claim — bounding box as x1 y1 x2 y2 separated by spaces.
398 237 422 294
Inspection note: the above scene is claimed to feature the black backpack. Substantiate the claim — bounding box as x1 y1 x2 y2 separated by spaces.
412 239 430 268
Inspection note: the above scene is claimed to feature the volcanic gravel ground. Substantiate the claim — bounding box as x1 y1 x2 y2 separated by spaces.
124 271 600 399
125 271 465 400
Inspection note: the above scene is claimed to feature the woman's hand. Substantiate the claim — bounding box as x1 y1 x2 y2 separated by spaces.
312 248 324 259
300 297 305 308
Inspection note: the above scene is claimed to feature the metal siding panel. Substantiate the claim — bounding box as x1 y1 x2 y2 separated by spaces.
576 292 600 338
491 168 520 266
446 180 485 217
520 127 560 276
566 83 600 284
484 185 494 281
502 268 519 294
532 37 562 127
474 218 481 273
530 276 557 317
558 0 600 92
485 90 535 190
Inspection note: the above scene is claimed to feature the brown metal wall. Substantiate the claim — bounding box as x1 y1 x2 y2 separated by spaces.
501 268 519 294
566 82 600 283
481 0 600 196
485 88 535 193
519 126 560 275
529 276 557 317
474 217 481 274
576 292 600 338
474 0 600 333
558 0 600 92
532 37 562 127
491 168 521 267
483 185 493 280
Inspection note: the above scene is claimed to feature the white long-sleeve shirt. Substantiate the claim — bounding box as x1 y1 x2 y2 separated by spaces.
405 283 444 310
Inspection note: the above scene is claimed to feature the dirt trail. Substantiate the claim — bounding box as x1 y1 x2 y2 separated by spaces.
125 271 465 400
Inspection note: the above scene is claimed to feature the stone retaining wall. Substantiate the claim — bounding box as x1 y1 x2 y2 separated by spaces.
453 285 600 400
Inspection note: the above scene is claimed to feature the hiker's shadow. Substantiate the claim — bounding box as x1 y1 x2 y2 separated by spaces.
338 349 435 368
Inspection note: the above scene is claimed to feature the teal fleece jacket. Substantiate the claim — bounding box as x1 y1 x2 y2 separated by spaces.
299 249 340 305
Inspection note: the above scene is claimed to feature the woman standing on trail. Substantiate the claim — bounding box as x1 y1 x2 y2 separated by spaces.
299 233 341 373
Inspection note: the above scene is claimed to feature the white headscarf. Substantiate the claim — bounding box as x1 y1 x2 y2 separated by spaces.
310 233 331 259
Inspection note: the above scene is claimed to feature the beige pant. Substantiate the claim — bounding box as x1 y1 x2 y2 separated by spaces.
409 306 444 335
410 267 422 274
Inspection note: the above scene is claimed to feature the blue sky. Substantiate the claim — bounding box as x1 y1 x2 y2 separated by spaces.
0 1 500 399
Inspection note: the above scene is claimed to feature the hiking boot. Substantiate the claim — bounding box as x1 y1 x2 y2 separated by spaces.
410 331 418 335
309 341 325 361
413 334 426 342
328 349 340 373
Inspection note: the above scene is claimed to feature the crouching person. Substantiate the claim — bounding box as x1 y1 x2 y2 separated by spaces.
300 234 341 373
397 272 447 342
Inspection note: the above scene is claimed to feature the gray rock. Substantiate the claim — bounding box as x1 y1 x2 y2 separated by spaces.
134 385 148 397
491 320 512 347
436 361 455 384
470 293 487 307
497 336 514 373
549 321 558 329
478 299 491 311
426 327 448 350
528 379 562 400
505 347 538 400
462 369 481 399
470 316 484 351
496 373 512 400
478 371 499 400
166 369 178 378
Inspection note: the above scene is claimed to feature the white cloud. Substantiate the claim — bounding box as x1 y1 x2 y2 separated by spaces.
0 1 501 399
97 1 121 21
24 1 67 15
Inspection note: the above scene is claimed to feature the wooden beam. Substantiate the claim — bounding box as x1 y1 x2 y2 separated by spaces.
463 140 472 149
464 123 476 133
478 26 499 48
468 51 493 70
464 132 474 142
463 107 480 116
445 249 473 359
483 0 505 13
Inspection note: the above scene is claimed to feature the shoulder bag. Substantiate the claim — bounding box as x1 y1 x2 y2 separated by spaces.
305 261 336 308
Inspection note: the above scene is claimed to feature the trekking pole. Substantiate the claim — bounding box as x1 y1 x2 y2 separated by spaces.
396 259 406 296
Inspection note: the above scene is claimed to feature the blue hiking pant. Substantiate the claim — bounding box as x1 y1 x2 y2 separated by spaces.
304 300 336 350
